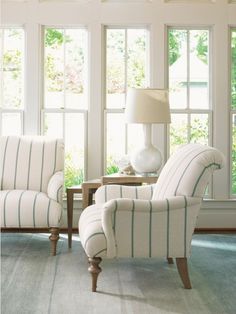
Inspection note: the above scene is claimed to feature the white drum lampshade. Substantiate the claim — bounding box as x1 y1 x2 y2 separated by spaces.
125 88 171 174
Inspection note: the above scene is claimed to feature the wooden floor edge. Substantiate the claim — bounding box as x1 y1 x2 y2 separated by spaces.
1 227 236 234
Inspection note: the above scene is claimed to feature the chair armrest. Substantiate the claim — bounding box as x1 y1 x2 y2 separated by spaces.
101 196 201 258
47 171 64 204
95 184 156 204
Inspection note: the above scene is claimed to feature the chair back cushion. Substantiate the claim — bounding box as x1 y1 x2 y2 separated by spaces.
0 136 64 193
152 144 225 200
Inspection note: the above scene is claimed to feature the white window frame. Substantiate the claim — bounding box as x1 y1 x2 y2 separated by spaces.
41 25 89 181
103 25 150 173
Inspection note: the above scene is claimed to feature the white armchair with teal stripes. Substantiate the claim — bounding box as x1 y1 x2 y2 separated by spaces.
0 136 64 255
79 144 225 291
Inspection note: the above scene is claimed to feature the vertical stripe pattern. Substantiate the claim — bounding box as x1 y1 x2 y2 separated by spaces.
166 199 170 257
18 191 25 228
40 142 45 192
131 200 135 257
149 201 152 258
1 137 9 190
27 141 33 190
13 138 21 189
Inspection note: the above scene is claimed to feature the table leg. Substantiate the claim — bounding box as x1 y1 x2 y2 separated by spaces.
66 189 74 248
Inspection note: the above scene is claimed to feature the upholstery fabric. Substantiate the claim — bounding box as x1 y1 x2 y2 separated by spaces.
0 136 64 228
152 143 225 199
79 144 224 260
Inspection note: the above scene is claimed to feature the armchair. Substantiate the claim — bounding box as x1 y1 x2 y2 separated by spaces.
79 144 225 291
0 136 64 255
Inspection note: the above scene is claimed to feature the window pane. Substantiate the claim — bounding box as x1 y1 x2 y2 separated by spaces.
2 113 21 135
44 28 88 109
127 29 148 89
189 30 209 109
169 29 187 109
190 113 209 145
106 113 125 173
65 113 85 187
106 29 125 109
65 29 87 109
1 28 24 109
44 28 64 109
232 30 236 110
169 114 188 154
232 114 236 195
43 113 63 138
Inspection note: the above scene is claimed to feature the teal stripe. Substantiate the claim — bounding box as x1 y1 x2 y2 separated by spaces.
56 185 63 203
40 142 45 192
47 199 51 227
131 200 135 257
192 163 221 196
113 200 118 231
53 140 58 173
135 187 138 199
120 185 122 198
1 137 9 190
27 141 33 190
18 191 25 228
13 138 21 189
166 199 170 257
84 232 105 249
184 196 187 257
151 185 153 198
3 190 11 227
149 201 153 258
32 192 40 228
94 248 107 257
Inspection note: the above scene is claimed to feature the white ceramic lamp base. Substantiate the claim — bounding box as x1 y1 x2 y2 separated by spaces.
130 124 162 175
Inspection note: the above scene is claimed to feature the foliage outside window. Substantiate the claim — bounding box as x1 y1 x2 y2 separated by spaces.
231 29 236 195
105 27 149 174
43 28 88 188
0 28 24 135
168 28 210 155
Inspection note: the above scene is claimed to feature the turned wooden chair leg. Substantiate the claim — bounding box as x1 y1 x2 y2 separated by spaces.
88 257 102 292
167 257 174 264
49 228 59 256
176 257 192 289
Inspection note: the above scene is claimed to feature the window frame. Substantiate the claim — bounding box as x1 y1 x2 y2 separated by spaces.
103 25 150 174
41 25 89 183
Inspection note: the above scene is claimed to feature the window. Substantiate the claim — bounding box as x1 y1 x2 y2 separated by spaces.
42 27 88 187
231 28 236 196
0 28 24 135
168 28 211 155
104 26 149 173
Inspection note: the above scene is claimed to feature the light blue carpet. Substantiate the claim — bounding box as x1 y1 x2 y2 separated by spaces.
1 233 236 314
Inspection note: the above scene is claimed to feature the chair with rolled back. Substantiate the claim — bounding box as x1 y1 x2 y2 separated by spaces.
79 143 225 291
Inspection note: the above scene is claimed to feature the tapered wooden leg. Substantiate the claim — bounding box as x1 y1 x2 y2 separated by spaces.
88 257 102 292
167 257 174 264
49 228 59 256
176 258 192 289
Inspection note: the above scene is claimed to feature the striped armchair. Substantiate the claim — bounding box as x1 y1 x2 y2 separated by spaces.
0 136 64 255
79 144 225 291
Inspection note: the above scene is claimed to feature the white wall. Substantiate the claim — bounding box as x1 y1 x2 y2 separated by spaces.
2 0 236 228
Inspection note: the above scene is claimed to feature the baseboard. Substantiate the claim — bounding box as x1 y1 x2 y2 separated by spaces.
1 227 236 234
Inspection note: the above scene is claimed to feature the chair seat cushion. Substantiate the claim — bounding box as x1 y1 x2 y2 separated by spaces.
79 204 107 258
0 190 62 228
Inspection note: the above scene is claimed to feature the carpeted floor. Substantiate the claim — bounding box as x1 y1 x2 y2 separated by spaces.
1 233 236 314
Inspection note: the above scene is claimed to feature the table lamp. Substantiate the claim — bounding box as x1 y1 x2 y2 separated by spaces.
125 88 171 174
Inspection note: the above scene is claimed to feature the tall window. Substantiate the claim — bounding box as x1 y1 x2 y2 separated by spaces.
42 27 88 187
231 28 236 196
105 26 149 173
0 28 24 135
168 28 211 155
